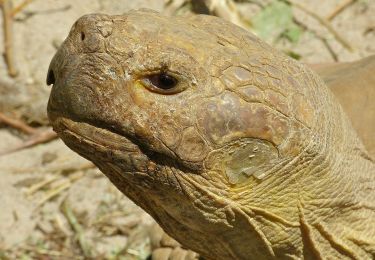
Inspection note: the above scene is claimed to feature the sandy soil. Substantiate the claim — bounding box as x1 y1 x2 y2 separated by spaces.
0 0 373 259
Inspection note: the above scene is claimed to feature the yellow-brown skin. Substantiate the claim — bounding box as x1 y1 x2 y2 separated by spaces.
47 9 375 259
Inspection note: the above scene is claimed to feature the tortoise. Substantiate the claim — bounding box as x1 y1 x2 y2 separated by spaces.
46 9 375 259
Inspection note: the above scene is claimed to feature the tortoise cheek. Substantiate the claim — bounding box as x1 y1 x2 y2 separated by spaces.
196 92 289 147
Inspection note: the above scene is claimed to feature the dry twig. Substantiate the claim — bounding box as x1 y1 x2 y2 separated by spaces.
9 161 95 174
326 0 355 21
26 175 60 195
284 0 354 51
0 112 37 134
18 245 73 258
1 0 18 77
36 172 84 207
11 0 34 16
320 37 339 61
37 181 71 206
0 128 58 156
61 199 92 258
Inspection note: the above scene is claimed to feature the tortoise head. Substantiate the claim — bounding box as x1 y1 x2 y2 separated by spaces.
47 9 362 259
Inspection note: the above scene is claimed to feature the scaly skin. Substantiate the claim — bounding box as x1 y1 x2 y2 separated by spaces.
47 9 375 259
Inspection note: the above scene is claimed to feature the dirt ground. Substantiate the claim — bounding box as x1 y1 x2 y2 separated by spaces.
0 0 374 259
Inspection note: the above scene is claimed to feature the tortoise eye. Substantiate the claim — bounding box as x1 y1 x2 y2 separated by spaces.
148 73 178 90
141 72 183 94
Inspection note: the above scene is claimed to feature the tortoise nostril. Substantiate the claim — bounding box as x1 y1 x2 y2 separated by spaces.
46 69 56 85
80 31 85 41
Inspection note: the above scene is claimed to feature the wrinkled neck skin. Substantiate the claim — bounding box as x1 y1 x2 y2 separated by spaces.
96 135 374 260
97 121 375 260
47 11 375 260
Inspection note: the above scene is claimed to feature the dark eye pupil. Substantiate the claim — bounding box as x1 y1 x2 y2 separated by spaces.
150 73 178 90
159 74 176 88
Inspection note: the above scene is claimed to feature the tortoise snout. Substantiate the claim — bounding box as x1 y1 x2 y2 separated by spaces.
46 13 114 88
70 14 113 53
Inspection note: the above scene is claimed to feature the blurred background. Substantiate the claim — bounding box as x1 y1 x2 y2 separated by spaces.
0 0 373 259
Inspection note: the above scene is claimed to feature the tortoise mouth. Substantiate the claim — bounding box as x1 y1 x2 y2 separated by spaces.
51 116 142 158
